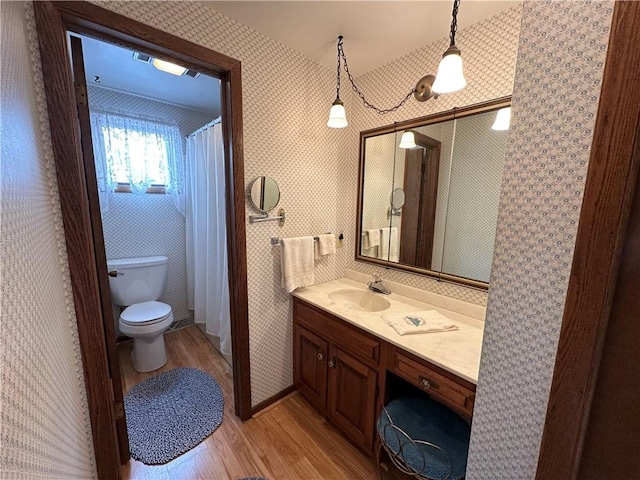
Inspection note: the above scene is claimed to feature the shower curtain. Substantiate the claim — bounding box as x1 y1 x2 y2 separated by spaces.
185 122 231 357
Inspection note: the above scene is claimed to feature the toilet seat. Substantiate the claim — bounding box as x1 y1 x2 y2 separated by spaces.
120 301 172 326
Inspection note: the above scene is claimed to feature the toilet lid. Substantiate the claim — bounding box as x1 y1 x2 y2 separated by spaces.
120 301 172 326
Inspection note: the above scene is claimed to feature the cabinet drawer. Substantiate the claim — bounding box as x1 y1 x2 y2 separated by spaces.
294 299 380 365
388 349 475 419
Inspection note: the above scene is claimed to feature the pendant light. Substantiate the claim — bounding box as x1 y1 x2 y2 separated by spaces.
399 131 417 149
326 0 467 128
327 36 348 128
491 107 511 130
432 0 466 94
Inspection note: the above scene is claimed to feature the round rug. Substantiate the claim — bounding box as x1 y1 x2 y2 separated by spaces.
124 367 224 465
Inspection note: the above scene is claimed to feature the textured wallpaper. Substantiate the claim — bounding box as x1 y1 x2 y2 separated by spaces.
340 4 524 306
88 86 214 329
0 3 96 478
89 0 346 406
466 1 614 477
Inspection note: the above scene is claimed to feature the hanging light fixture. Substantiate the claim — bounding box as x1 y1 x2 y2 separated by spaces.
327 36 348 128
399 131 417 149
491 107 511 130
431 0 466 94
326 0 466 128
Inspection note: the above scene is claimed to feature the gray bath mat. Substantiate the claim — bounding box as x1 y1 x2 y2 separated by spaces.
124 367 224 464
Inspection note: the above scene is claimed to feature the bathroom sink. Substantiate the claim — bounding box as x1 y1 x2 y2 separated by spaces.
328 289 391 312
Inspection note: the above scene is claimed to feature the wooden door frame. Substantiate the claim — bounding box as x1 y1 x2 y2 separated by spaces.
33 2 251 479
536 2 640 478
399 131 441 269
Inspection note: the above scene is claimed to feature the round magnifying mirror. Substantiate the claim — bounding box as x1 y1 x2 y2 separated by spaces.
249 176 280 212
390 188 405 209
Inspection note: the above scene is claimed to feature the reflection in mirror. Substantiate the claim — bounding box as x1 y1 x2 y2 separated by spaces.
390 188 405 209
249 176 280 212
357 98 510 288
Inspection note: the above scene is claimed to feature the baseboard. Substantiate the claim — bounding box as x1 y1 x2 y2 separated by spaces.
250 385 297 417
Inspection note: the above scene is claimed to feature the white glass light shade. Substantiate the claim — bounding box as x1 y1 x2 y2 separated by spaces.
491 107 511 131
432 48 466 94
327 101 348 128
152 58 187 76
399 131 416 149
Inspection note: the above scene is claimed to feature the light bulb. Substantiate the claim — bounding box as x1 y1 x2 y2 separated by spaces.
399 131 416 149
491 107 511 131
432 46 466 94
327 99 348 128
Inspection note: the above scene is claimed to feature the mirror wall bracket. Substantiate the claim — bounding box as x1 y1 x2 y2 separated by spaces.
249 207 285 227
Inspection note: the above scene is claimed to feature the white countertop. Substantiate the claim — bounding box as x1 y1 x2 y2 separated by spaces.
292 278 484 384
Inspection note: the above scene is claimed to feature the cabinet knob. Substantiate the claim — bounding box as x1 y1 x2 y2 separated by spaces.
419 376 431 390
317 352 324 361
328 358 336 368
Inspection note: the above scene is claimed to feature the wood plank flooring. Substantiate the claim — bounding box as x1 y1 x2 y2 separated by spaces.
119 326 377 480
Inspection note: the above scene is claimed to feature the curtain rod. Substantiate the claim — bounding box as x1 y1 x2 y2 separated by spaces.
186 116 222 138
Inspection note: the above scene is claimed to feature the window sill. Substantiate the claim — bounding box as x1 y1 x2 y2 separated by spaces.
115 184 167 194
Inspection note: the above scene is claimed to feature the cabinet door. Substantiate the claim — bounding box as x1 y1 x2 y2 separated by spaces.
294 325 328 411
328 345 378 451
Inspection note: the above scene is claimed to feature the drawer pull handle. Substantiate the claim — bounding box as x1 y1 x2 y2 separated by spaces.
419 376 438 390
317 352 324 361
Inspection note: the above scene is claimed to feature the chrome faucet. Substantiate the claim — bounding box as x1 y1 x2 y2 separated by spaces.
368 273 391 295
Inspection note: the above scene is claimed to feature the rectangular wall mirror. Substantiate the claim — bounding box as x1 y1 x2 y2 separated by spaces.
356 97 511 289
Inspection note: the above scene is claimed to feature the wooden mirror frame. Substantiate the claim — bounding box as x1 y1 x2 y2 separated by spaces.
355 96 511 290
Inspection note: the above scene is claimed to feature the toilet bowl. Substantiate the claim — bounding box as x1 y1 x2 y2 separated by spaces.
118 300 174 372
107 256 173 373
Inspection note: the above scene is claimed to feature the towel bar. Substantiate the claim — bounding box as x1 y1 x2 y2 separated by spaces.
271 233 343 246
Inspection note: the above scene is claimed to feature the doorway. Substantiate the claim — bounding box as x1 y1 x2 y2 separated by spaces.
33 3 250 479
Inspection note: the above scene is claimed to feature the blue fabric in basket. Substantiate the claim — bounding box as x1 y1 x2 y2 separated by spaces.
377 395 471 480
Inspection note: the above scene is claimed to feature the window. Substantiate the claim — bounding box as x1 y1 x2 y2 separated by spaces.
91 112 185 215
103 126 170 193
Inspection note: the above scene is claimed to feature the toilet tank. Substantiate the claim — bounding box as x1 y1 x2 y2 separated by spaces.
106 256 168 306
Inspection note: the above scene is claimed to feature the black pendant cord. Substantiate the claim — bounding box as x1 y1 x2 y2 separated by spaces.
337 36 414 115
334 35 342 101
449 0 460 47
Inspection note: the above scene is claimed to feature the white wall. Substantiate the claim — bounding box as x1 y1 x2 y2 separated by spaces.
0 3 96 477
467 1 613 477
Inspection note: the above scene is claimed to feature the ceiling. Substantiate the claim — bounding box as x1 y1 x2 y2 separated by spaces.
206 1 520 77
76 34 221 116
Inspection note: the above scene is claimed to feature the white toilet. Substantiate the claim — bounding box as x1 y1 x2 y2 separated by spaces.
107 256 174 373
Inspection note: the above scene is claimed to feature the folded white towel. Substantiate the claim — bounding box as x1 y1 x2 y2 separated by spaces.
378 227 399 262
381 310 459 336
367 229 380 248
280 236 315 293
314 234 336 258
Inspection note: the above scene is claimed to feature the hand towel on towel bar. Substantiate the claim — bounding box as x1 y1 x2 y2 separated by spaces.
315 234 336 258
367 229 380 248
378 227 399 262
381 310 459 336
280 236 315 293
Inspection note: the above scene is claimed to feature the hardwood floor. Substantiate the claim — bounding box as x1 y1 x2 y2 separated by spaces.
119 326 377 480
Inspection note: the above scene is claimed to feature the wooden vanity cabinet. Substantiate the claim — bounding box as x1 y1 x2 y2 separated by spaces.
293 299 380 452
293 297 477 454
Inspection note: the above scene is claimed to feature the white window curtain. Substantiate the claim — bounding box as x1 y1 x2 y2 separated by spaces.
90 111 185 215
185 122 231 357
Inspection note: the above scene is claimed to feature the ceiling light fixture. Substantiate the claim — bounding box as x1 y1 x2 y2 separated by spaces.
152 58 188 76
491 107 511 131
327 0 466 128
